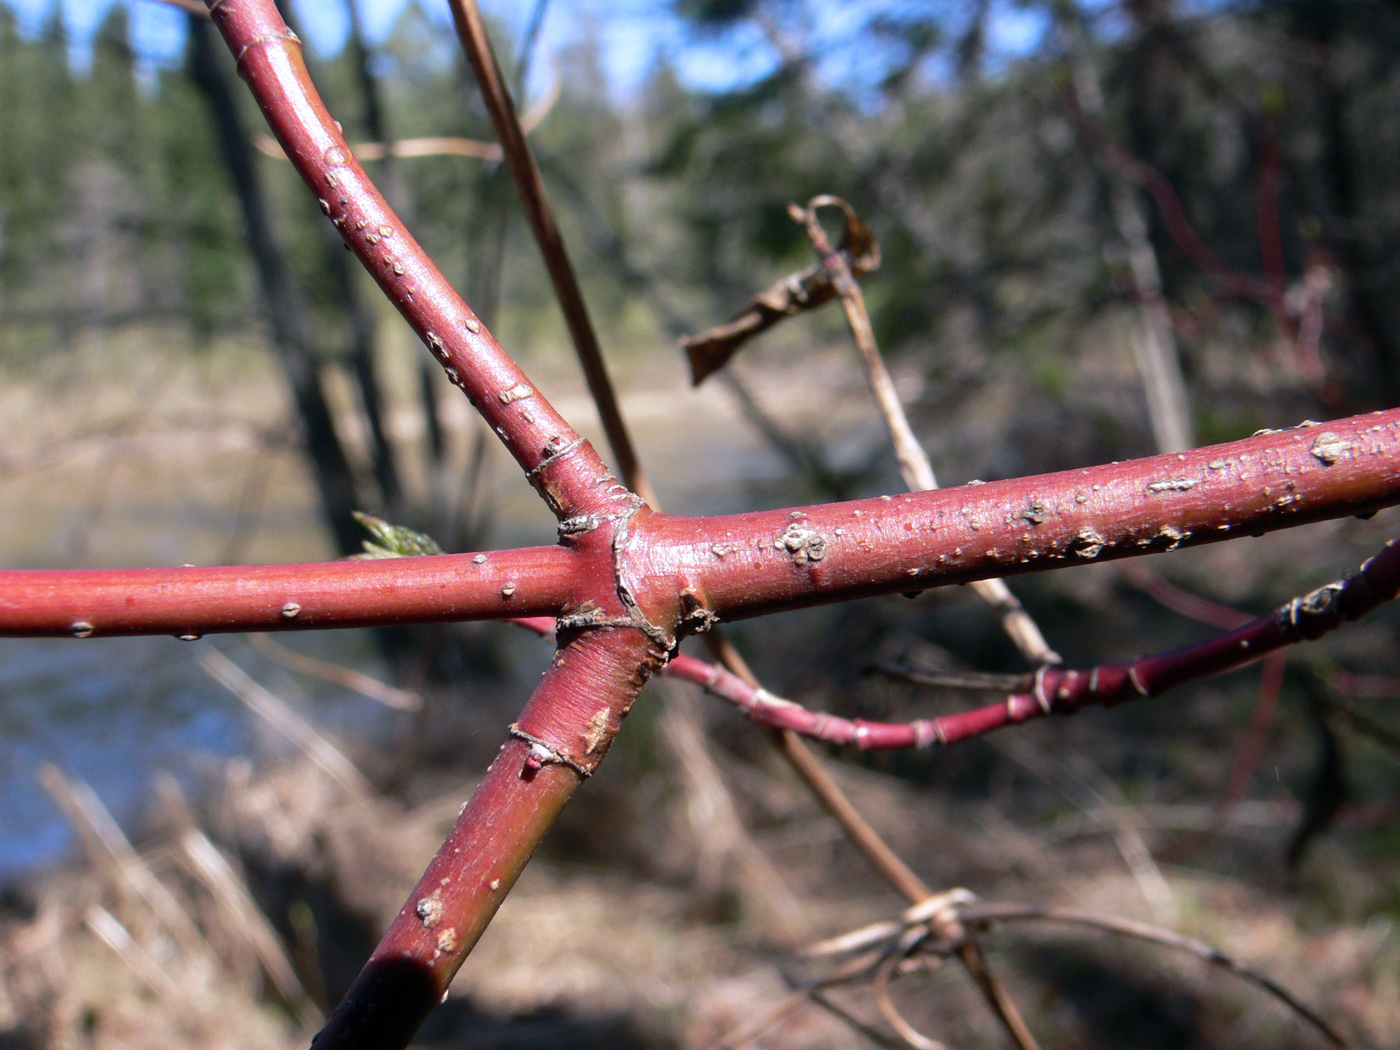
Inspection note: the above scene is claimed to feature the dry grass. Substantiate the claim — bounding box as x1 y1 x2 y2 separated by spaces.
3 715 1396 1050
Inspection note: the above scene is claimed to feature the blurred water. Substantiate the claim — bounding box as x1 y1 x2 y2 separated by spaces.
0 356 871 889
0 631 400 887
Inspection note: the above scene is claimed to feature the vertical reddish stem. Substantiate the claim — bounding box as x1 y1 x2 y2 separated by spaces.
310 625 668 1050
205 0 612 518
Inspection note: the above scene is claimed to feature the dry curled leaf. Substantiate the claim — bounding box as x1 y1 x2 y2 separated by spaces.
681 196 881 385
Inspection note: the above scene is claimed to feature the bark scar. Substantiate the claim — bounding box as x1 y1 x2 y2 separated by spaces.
508 723 593 778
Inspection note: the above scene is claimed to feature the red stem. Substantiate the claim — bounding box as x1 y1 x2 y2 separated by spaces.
641 412 1400 623
4 412 1400 639
205 0 613 519
310 623 669 1048
672 533 1400 751
0 549 576 638
936 531 1400 744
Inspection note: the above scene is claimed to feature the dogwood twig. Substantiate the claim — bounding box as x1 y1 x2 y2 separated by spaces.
651 530 1400 750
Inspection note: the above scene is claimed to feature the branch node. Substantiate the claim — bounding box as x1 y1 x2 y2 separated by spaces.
508 723 592 778
232 26 300 70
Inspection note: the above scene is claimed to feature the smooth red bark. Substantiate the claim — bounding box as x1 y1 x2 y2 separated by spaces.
638 412 1400 622
3 412 1399 639
309 567 673 1049
205 0 614 518
0 549 576 638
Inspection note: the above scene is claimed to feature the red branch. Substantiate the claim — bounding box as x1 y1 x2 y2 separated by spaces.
8 4 1388 1047
3 413 1400 639
937 528 1400 743
0 549 575 638
204 0 616 519
666 533 1400 750
639 413 1400 623
311 623 669 1048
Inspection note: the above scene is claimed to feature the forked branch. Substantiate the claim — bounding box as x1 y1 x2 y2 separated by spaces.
2 5 1393 1049
671 530 1400 749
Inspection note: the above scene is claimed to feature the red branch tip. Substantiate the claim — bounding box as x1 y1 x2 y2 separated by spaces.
667 533 1400 749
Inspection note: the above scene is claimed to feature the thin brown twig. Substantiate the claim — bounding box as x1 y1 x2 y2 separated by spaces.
445 0 951 979
795 195 1059 669
770 724 934 903
247 632 422 711
959 903 1346 1048
698 630 942 919
807 989 908 1050
446 0 655 505
802 890 975 958
249 76 560 164
954 935 1039 1050
150 0 209 19
873 947 949 1050
870 664 1031 694
679 224 881 385
708 947 890 1050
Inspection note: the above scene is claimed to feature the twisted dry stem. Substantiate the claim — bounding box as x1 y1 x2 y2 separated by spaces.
801 894 1345 1048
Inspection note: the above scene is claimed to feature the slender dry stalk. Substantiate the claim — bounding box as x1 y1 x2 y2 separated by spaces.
151 0 209 18
958 903 1346 1047
84 905 185 1002
807 990 909 1050
794 195 1059 668
446 0 656 506
176 827 320 1022
708 946 895 1050
874 948 949 1050
248 632 421 711
38 764 205 949
200 649 373 795
445 5 844 944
